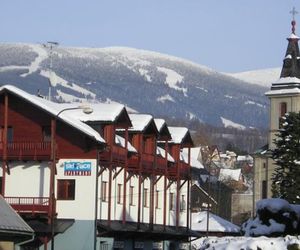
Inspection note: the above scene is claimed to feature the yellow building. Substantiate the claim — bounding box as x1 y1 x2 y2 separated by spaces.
254 14 300 207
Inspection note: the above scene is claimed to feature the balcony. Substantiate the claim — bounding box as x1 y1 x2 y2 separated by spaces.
4 196 51 215
99 145 127 167
168 162 190 180
0 142 51 160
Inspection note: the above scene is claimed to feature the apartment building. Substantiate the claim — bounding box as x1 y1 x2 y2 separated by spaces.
0 85 197 250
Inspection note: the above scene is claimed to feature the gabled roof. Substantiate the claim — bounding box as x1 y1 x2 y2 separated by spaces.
0 85 105 144
157 146 174 162
115 135 137 153
168 126 194 146
60 103 132 127
181 147 204 169
218 168 241 182
0 195 34 234
191 211 240 233
128 114 158 135
154 118 171 140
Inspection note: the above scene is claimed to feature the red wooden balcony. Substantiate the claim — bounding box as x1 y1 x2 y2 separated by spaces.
155 156 167 175
168 162 190 180
0 142 51 160
5 196 51 215
99 145 127 167
141 153 154 174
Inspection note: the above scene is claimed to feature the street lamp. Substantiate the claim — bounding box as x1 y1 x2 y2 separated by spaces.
50 105 93 250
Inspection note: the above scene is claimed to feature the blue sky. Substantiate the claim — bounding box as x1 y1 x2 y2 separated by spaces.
0 1 298 72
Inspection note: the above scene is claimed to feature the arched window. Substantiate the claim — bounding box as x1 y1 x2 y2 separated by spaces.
280 102 287 117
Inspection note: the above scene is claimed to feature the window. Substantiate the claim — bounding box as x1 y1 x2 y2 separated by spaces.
42 126 51 142
129 186 134 206
155 190 160 209
101 181 107 202
169 192 174 211
262 180 267 199
180 195 186 211
57 179 75 200
117 184 122 204
280 102 287 117
143 188 148 207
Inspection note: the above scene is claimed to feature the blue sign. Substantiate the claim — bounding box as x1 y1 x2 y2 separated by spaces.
64 162 92 176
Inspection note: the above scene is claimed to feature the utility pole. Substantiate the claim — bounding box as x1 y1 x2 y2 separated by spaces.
43 41 59 101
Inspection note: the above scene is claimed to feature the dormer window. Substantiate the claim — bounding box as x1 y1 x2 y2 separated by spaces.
283 57 292 68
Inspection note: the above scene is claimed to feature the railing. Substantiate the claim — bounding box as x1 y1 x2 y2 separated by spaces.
99 145 128 167
0 142 51 160
5 196 50 214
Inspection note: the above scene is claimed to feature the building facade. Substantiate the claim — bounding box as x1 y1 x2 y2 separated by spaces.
0 85 196 250
254 17 300 207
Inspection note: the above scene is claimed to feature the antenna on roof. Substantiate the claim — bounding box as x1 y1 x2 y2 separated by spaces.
290 7 298 34
43 41 59 101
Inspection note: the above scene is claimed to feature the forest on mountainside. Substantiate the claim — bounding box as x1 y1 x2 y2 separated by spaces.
165 117 267 154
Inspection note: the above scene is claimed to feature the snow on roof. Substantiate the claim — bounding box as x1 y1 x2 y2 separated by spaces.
168 126 189 144
274 77 300 84
128 114 153 132
115 135 137 153
0 195 34 233
237 155 253 162
191 211 240 233
265 87 300 96
154 118 166 132
289 33 300 39
219 168 241 182
182 147 202 161
58 103 126 122
156 146 174 162
180 150 204 169
0 85 105 143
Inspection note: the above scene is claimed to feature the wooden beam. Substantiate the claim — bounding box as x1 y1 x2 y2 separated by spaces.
113 167 123 180
166 180 174 190
2 93 8 195
97 167 106 177
154 175 162 185
180 180 187 190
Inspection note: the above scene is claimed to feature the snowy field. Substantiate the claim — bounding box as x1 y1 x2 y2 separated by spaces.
193 235 300 250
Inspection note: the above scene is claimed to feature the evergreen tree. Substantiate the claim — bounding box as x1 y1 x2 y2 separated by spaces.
271 112 300 204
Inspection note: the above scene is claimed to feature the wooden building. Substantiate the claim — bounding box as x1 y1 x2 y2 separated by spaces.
0 85 197 250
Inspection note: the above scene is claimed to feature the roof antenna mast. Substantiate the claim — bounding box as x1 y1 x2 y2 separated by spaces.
290 7 298 34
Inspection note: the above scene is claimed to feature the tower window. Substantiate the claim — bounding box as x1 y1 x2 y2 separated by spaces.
280 102 287 117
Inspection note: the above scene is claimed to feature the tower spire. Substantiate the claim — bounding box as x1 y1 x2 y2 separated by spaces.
290 7 298 34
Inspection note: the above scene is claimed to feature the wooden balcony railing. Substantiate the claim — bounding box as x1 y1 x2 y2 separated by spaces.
5 196 51 215
0 142 51 160
99 145 128 167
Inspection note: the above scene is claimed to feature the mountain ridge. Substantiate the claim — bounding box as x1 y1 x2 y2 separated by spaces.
0 43 269 129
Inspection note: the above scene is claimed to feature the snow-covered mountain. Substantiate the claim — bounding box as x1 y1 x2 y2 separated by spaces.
0 43 269 128
228 68 281 88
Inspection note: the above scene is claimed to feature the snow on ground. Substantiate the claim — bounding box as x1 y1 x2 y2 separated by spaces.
156 66 187 95
40 70 96 99
220 117 246 130
156 94 175 103
138 68 152 82
56 90 89 103
245 100 265 108
228 67 280 88
21 44 48 77
194 236 300 250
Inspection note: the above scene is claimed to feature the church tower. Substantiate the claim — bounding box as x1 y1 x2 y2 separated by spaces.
254 7 300 206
